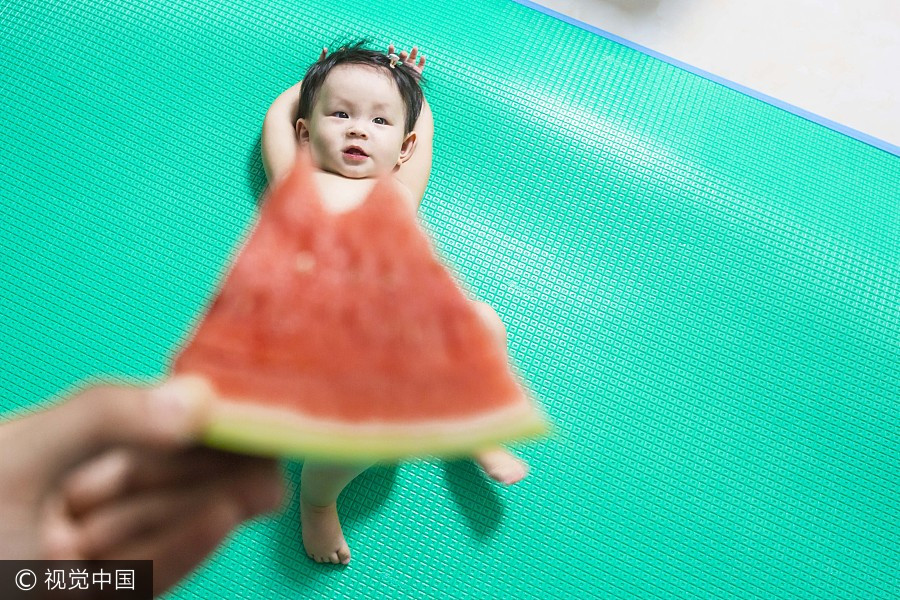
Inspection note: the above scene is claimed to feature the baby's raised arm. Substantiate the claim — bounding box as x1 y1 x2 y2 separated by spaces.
261 80 303 185
394 96 433 205
261 49 329 184
389 45 432 205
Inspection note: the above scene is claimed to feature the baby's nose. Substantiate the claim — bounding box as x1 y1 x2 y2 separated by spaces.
347 121 369 138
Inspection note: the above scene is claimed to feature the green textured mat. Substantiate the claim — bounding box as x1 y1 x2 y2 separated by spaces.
1 0 898 598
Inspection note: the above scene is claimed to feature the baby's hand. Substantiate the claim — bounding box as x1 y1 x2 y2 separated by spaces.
388 44 426 74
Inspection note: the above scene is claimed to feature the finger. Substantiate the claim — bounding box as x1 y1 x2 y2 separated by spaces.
40 495 83 560
77 488 215 558
75 464 282 558
388 43 395 54
319 47 327 60
11 377 214 488
408 47 418 62
399 50 409 61
61 447 260 515
102 498 241 597
62 450 132 518
63 447 281 518
418 55 426 71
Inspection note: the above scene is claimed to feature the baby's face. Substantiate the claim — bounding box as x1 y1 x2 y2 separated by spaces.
298 64 411 178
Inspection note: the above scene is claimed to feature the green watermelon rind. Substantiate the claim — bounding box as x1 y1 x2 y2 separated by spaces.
201 400 549 462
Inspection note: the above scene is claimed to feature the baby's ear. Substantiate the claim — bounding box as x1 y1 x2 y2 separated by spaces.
295 119 310 144
399 131 417 163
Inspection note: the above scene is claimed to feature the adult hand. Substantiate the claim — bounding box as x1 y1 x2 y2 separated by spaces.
0 377 284 597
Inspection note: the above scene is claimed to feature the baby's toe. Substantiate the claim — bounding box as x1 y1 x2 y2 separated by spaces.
516 464 529 480
504 465 527 485
338 547 352 565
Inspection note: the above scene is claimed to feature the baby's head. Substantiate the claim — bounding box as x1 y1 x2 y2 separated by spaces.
296 41 425 178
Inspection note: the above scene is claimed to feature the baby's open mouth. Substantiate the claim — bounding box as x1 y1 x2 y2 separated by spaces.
343 146 368 157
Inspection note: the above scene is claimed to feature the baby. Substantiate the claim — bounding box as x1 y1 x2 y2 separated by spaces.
261 41 527 565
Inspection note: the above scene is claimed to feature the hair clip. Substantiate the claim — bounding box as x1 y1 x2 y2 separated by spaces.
388 53 400 68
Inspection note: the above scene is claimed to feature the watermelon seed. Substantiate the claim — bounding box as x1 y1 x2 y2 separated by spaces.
295 252 316 273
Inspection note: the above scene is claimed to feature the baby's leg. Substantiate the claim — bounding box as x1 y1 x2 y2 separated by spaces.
300 460 371 565
472 301 529 485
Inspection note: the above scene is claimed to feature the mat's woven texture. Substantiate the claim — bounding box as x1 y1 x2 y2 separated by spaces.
1 1 897 598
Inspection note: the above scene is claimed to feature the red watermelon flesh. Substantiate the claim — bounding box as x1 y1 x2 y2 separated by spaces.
171 152 546 461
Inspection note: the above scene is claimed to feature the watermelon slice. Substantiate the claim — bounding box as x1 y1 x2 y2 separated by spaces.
171 151 547 461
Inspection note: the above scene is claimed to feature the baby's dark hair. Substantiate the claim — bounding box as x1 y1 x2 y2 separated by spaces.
298 40 424 134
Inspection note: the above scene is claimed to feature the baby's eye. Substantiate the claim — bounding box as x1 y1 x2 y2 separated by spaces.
373 117 388 125
332 111 349 118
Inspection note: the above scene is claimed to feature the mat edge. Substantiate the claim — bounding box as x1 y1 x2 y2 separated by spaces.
510 0 900 158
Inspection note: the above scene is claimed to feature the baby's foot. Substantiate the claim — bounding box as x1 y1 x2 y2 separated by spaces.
475 448 529 485
300 498 351 565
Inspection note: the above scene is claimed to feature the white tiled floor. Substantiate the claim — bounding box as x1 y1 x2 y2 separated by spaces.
525 0 900 150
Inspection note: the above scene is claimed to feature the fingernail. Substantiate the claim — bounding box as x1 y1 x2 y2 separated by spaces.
148 378 204 437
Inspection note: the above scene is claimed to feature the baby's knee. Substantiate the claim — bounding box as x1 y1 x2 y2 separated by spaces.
474 301 507 345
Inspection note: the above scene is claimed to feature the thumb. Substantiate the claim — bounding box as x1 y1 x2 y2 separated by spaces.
6 376 214 485
64 376 214 446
